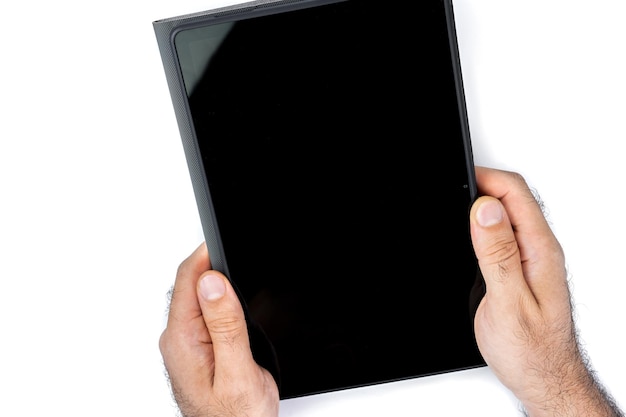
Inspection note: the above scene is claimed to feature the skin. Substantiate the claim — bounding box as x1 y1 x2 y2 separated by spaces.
159 243 279 417
471 167 622 416
159 166 623 417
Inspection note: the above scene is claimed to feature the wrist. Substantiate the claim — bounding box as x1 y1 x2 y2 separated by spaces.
521 366 623 417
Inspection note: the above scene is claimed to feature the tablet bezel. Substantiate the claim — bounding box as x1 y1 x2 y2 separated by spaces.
154 0 485 399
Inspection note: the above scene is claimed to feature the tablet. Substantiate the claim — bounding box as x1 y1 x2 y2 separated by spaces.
154 0 486 400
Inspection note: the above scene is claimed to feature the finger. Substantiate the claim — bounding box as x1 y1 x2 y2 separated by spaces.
470 196 534 311
475 167 567 308
196 271 256 382
475 167 555 248
166 242 211 326
159 242 214 401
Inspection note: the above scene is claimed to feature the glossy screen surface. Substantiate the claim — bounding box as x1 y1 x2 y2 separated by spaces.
173 0 485 399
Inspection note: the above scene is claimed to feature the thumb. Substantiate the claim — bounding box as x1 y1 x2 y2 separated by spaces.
197 271 256 378
469 197 531 308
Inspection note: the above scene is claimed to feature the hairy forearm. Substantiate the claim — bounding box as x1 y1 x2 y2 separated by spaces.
521 356 624 417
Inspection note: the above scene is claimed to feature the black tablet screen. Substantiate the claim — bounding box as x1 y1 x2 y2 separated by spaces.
171 0 484 399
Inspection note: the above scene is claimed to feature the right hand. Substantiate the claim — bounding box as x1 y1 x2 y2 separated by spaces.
470 167 622 416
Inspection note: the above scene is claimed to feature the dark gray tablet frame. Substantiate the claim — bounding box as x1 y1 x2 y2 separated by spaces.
153 0 485 399
153 0 478 277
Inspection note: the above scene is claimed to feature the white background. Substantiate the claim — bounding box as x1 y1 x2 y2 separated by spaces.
1 0 624 415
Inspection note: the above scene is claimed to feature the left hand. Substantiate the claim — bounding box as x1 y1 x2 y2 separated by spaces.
159 242 279 417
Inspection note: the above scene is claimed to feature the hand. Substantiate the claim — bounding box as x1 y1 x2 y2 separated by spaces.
159 243 279 417
470 167 622 416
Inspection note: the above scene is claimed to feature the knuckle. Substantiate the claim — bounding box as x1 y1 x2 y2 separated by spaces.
175 257 192 279
506 170 527 186
159 329 175 359
482 236 521 281
158 331 168 354
208 316 244 345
